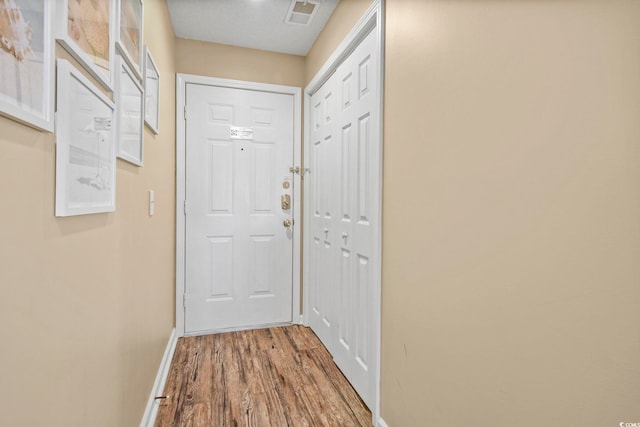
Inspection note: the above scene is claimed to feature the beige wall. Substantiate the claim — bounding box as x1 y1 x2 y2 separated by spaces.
176 38 305 87
305 0 373 84
0 1 176 426
3 1 640 426
382 1 640 426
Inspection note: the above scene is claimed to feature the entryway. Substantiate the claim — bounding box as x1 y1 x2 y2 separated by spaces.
174 2 382 423
176 76 303 336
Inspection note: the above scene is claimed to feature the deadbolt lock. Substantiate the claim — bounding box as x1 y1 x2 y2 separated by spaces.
283 219 293 227
281 194 291 210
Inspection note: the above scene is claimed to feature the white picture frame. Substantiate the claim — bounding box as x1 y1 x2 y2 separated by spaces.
0 0 55 132
143 46 159 134
116 0 143 80
115 54 144 166
55 0 117 91
55 59 116 217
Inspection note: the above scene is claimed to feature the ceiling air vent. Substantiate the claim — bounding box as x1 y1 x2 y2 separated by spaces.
285 0 319 26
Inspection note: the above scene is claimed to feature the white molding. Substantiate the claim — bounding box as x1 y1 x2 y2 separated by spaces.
175 74 303 337
303 0 383 424
175 74 187 338
139 328 178 427
374 1 385 426
302 87 311 328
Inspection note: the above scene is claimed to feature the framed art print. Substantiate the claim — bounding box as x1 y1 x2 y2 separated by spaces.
55 0 116 91
55 59 116 216
116 0 143 79
0 0 55 131
115 53 144 166
143 45 159 134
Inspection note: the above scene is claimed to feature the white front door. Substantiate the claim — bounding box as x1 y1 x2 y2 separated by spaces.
184 83 295 334
307 27 380 408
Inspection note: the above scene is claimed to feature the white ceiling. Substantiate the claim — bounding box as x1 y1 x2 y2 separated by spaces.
166 0 340 56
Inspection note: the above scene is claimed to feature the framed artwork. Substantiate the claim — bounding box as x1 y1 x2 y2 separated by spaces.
116 0 143 79
115 53 144 166
0 0 55 132
55 0 116 91
55 59 116 217
143 46 159 134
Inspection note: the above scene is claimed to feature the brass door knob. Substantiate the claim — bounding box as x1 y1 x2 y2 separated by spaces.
283 219 293 227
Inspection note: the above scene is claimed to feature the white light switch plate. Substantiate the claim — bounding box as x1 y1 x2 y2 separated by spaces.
149 190 155 216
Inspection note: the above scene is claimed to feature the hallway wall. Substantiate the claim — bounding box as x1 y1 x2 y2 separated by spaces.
175 38 305 88
382 1 640 426
2 1 639 426
0 1 176 426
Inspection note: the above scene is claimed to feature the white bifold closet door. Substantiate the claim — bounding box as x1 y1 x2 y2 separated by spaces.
307 27 379 409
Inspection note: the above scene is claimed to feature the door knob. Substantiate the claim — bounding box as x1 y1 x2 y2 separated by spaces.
283 219 293 227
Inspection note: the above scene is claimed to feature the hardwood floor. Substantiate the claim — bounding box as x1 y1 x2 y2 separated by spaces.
155 325 372 427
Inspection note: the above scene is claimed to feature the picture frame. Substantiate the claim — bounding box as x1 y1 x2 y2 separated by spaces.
115 53 144 166
116 0 143 79
55 0 116 91
55 59 116 217
143 46 159 134
0 0 55 132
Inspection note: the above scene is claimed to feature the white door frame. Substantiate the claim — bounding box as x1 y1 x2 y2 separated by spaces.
303 1 384 425
176 74 303 337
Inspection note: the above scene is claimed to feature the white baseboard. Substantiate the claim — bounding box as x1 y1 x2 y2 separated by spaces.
377 417 390 427
140 328 178 427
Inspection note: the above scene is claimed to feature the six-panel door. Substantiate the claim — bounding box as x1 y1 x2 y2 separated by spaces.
307 28 380 408
185 83 295 333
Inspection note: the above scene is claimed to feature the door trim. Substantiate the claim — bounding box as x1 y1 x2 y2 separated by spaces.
176 74 303 337
303 0 384 423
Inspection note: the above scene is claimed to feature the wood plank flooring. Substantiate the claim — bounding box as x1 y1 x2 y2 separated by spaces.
155 325 372 427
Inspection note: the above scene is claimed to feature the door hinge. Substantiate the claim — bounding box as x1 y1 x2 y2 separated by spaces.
183 200 188 215
183 294 187 308
184 106 187 120
289 166 310 177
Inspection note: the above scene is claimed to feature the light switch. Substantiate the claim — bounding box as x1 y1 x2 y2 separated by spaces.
149 190 155 216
